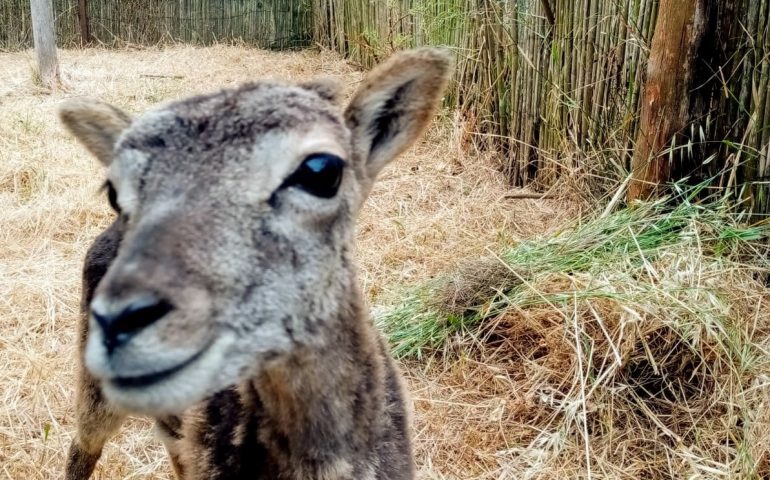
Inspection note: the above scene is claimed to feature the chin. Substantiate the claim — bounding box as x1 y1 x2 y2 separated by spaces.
95 332 238 415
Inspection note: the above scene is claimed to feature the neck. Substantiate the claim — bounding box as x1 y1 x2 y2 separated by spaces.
251 295 386 476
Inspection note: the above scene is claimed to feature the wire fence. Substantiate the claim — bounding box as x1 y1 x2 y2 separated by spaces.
0 0 312 50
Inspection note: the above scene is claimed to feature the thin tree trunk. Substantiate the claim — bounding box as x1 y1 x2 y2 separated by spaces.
627 0 709 201
30 0 60 89
77 0 91 45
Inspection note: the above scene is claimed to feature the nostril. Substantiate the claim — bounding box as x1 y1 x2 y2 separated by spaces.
112 299 173 337
92 297 174 352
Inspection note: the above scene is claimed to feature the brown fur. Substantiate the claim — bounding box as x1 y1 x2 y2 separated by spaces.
61 48 452 479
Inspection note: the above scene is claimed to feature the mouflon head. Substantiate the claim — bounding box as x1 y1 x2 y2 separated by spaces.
60 48 453 414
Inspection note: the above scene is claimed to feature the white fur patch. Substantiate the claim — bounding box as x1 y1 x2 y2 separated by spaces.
92 330 237 414
108 148 148 216
293 458 354 480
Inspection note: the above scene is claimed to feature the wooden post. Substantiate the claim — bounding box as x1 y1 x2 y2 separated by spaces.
77 0 91 45
30 0 61 89
627 0 710 201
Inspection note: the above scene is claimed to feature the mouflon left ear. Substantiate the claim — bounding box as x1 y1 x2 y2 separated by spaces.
59 98 132 167
344 47 453 183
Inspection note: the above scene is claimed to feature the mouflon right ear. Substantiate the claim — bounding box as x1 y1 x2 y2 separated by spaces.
344 48 453 184
59 98 132 166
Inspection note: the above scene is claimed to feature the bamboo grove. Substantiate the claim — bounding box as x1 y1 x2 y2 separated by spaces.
3 0 770 213
313 0 770 213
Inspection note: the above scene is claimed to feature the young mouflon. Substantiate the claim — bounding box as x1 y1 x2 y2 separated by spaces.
60 48 452 479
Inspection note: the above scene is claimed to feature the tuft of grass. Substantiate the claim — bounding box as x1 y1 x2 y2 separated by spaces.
377 185 770 477
379 187 769 358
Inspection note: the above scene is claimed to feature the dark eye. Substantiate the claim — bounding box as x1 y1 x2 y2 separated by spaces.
105 181 121 213
281 153 344 198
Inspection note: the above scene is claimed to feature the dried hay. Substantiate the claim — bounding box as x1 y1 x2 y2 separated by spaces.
380 193 770 478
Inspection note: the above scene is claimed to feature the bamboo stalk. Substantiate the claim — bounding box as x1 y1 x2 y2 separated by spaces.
759 3 770 181
580 0 599 144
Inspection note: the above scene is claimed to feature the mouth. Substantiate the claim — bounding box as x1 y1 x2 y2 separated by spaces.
110 343 210 388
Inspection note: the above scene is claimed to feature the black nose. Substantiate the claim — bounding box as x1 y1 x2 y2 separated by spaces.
92 297 173 353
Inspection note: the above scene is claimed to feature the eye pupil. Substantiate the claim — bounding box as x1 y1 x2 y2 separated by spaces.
282 153 344 199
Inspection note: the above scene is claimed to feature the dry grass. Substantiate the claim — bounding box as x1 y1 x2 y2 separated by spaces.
0 45 567 478
380 195 770 478
7 44 763 480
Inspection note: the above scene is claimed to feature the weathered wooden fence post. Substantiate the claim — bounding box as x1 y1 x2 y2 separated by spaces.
30 0 61 89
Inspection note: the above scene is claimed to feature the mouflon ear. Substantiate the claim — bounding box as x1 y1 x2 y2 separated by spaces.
59 98 132 166
344 47 453 182
299 77 344 105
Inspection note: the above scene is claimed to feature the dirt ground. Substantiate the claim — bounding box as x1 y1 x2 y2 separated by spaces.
0 45 567 479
